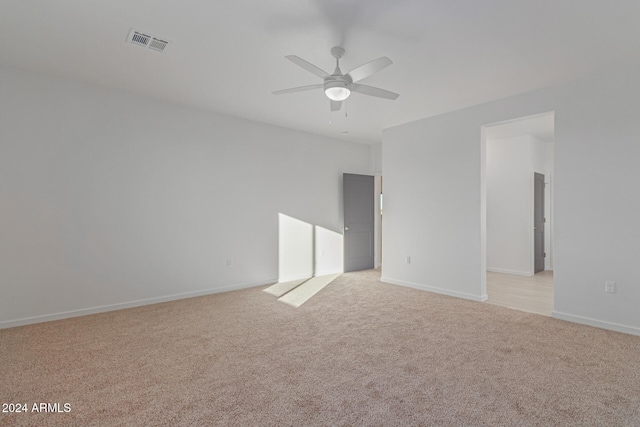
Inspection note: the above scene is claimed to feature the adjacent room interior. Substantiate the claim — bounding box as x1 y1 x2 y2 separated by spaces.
484 112 555 316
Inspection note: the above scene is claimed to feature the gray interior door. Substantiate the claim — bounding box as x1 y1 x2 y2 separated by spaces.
534 172 545 273
344 173 374 272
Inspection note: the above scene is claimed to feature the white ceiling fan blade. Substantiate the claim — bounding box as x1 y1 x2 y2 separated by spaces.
351 84 399 100
272 84 323 95
285 55 330 79
330 100 342 112
346 56 392 82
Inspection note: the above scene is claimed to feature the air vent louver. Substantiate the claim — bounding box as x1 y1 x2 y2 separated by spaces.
127 28 171 53
148 38 169 52
131 32 151 46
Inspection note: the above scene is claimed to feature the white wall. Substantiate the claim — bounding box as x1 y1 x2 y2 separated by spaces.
486 134 553 275
0 65 371 328
278 214 314 282
371 143 382 175
314 225 344 276
382 61 640 335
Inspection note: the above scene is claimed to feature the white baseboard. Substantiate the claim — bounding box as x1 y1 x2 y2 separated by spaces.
552 311 640 337
0 278 276 330
381 276 488 302
486 267 534 276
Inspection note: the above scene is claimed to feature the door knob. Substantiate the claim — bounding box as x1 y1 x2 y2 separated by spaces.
344 226 350 231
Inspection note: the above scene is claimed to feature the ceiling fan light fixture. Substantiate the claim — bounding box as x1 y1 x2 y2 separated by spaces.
324 81 351 101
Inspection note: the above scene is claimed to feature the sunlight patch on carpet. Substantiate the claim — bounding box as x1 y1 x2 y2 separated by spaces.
263 278 310 297
277 274 341 307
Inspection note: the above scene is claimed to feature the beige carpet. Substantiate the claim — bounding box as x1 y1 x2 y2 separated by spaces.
2 269 640 426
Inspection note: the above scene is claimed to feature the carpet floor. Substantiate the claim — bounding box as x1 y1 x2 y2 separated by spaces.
1 269 640 426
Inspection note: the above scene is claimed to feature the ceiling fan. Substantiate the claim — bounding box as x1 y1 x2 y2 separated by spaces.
273 47 399 112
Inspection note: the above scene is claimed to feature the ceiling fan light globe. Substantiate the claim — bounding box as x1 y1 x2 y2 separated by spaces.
324 81 351 101
325 87 350 101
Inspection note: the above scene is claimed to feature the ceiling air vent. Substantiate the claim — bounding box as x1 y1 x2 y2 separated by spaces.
126 28 171 53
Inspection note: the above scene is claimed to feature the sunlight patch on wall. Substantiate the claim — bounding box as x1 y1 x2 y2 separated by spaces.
278 213 313 282
278 214 344 283
315 226 343 276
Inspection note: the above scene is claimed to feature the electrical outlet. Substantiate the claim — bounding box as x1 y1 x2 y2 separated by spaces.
605 281 615 293
227 258 232 267
406 256 411 264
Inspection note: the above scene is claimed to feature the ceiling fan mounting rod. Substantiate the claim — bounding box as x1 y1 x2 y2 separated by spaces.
331 46 345 73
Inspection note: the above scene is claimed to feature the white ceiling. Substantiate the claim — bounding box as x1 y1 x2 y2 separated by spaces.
1 1 638 144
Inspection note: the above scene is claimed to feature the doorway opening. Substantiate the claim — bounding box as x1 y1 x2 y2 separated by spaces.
482 112 555 316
